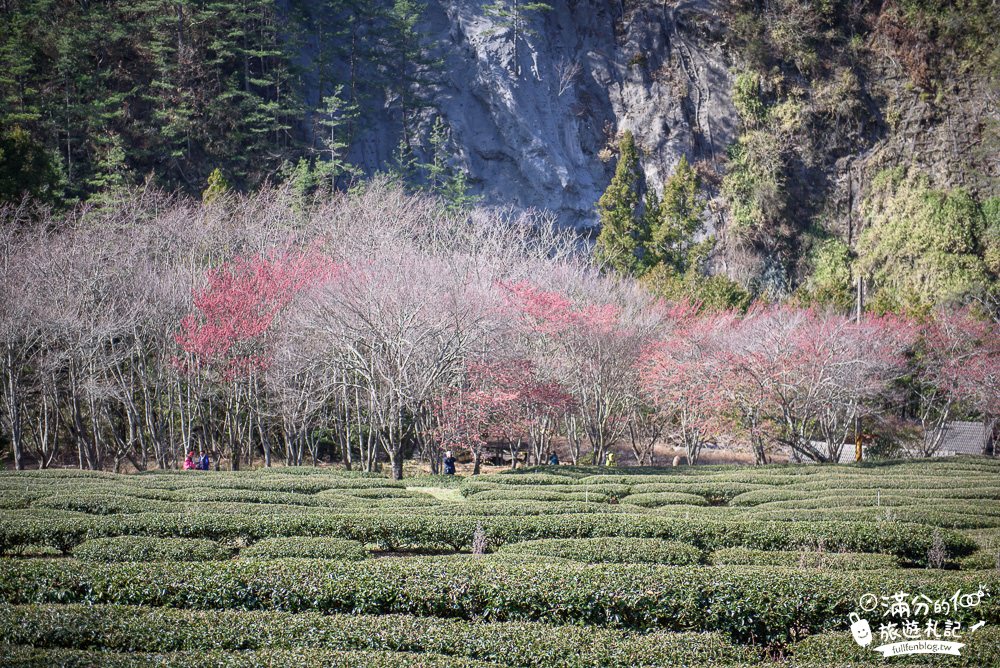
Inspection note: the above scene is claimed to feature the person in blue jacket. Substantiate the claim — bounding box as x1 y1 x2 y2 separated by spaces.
547 451 559 466
443 451 456 475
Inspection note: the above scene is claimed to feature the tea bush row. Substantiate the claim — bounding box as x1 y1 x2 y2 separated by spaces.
709 547 899 570
0 513 978 560
73 537 231 562
0 604 759 668
0 648 496 668
1 558 996 644
498 538 702 564
240 537 369 561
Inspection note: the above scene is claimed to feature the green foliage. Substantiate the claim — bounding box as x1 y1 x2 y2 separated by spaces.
0 511 976 561
710 547 899 570
1 558 996 644
74 536 230 562
0 0 447 203
790 626 1000 666
640 241 753 312
732 72 768 126
619 491 710 508
0 125 62 204
648 156 703 272
499 537 703 565
721 131 785 236
858 168 996 313
595 131 643 274
202 169 231 205
798 237 854 310
0 647 494 668
241 537 369 560
0 604 758 668
313 87 363 191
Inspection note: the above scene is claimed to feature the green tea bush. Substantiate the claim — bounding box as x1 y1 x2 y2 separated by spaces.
73 536 231 562
335 487 428 499
0 648 496 668
729 489 808 506
241 537 369 560
384 501 641 517
1 558 996 644
619 492 709 507
33 494 176 515
499 538 703 565
469 490 610 503
0 513 977 559
629 482 766 504
710 547 898 570
471 473 575 486
789 627 1000 667
959 550 999 570
747 507 1000 529
0 604 760 668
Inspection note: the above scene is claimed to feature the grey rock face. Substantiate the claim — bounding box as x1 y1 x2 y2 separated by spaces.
404 0 738 229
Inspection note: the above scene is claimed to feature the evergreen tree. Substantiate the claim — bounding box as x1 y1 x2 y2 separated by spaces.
0 126 62 205
638 189 661 273
649 156 703 272
595 131 643 275
314 86 362 190
202 168 231 205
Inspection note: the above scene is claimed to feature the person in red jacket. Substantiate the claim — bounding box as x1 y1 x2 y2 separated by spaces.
183 451 195 470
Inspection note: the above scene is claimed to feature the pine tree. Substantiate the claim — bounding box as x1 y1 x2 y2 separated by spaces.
202 168 231 205
650 155 703 272
639 189 661 273
595 131 643 275
314 86 362 190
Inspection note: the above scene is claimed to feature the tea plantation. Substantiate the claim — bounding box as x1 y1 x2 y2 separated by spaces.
1 458 999 667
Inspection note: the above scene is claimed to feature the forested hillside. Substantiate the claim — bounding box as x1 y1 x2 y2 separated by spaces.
1 0 998 309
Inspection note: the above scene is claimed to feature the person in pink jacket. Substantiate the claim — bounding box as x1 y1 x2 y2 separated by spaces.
183 451 195 470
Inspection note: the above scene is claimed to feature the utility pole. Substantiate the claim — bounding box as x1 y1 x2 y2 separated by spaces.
855 274 864 462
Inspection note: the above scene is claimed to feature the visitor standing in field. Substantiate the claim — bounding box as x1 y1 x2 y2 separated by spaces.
199 453 210 470
443 451 456 475
548 451 559 465
183 451 195 470
605 451 616 467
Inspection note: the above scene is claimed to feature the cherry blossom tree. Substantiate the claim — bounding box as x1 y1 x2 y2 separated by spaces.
501 278 663 466
640 307 729 464
913 308 1000 455
724 307 915 462
175 248 337 468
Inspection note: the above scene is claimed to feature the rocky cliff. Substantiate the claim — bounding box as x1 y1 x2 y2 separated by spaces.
340 0 997 290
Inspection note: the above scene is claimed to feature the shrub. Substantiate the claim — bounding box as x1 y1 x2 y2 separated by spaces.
0 604 760 668
335 488 428 499
789 627 1000 667
471 473 575 486
0 513 977 561
0 648 496 668
499 538 703 565
710 547 898 570
241 537 368 560
34 494 175 515
1 558 996 645
74 537 230 562
619 492 709 507
468 490 610 503
629 482 766 504
959 550 1000 571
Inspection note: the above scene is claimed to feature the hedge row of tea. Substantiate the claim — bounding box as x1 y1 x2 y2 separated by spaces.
2 457 999 667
